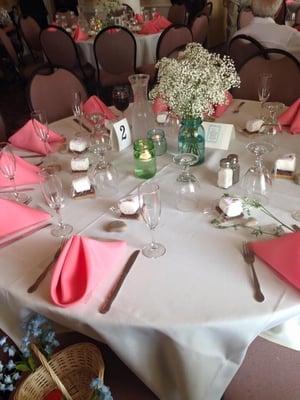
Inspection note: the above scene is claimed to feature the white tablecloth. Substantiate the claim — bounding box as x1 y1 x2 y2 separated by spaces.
2 100 300 400
77 32 160 69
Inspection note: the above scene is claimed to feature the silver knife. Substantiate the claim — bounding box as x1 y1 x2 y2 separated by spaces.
99 250 140 314
0 187 35 194
0 223 52 249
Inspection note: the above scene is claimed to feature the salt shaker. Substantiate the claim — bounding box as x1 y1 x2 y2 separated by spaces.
227 154 240 184
217 158 233 189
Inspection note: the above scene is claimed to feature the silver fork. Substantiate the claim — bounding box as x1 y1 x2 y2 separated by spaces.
232 101 245 113
242 242 265 302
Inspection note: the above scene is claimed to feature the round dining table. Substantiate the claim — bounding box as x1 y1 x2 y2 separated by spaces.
1 99 300 400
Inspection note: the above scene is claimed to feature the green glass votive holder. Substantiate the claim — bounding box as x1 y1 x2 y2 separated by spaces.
134 138 156 179
147 128 167 156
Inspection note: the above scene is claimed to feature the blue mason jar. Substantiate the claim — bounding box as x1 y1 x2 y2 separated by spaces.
178 117 205 164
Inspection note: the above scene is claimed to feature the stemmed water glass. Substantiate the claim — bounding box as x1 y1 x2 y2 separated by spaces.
173 153 200 212
31 110 50 156
112 86 130 118
241 141 274 205
258 73 272 112
72 91 83 134
139 182 166 258
39 172 73 237
0 142 31 204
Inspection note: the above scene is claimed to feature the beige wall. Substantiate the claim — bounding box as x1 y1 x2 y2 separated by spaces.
0 0 17 8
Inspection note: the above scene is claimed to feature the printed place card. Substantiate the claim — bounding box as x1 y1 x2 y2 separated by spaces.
111 118 132 151
203 122 235 150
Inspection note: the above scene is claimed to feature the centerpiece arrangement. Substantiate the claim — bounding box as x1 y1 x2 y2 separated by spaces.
78 0 122 31
149 43 240 164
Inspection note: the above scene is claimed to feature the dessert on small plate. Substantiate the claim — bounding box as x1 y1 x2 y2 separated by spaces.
110 194 140 219
216 196 243 219
71 155 90 173
71 176 95 199
273 153 296 179
69 137 88 153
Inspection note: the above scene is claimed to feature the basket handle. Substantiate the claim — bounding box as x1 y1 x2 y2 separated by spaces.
31 343 74 400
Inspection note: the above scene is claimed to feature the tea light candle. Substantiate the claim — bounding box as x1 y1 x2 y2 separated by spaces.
133 139 156 179
147 128 167 156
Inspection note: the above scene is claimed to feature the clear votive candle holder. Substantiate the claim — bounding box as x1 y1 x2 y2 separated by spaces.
134 138 156 179
147 128 167 156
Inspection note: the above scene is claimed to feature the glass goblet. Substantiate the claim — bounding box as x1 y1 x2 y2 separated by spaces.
139 182 166 258
0 142 31 204
241 141 274 205
31 110 50 155
257 73 272 113
40 172 73 237
112 86 130 118
72 91 83 134
90 162 119 198
173 153 200 212
89 129 111 167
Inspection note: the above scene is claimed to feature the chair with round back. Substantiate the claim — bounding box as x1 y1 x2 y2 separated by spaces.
156 24 193 60
0 113 7 141
231 49 300 105
29 67 88 123
274 0 286 24
167 4 187 25
19 15 42 61
202 1 213 17
40 25 94 83
229 34 267 72
93 25 136 90
190 13 209 46
237 7 254 30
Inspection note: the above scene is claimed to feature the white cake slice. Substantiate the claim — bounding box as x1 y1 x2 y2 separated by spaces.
69 137 88 153
72 176 91 193
274 153 296 173
71 156 89 172
219 196 243 218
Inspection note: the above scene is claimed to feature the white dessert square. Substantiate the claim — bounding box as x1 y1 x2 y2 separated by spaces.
69 137 88 153
275 153 296 172
72 176 91 193
71 156 89 172
219 196 243 218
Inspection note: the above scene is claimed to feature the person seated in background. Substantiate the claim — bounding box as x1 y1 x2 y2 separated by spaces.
19 0 49 29
54 0 78 16
233 0 300 61
225 0 251 39
0 7 14 32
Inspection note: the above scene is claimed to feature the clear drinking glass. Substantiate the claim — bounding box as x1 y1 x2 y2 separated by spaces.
258 73 272 112
31 110 50 155
0 142 31 204
72 91 83 134
139 182 166 258
112 86 130 118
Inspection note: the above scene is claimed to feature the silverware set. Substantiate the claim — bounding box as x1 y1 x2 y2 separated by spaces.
242 242 265 303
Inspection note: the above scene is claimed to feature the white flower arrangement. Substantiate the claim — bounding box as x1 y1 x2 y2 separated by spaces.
149 43 240 119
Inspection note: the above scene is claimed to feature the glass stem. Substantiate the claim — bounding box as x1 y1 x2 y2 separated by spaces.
150 228 156 249
10 177 19 201
55 207 64 228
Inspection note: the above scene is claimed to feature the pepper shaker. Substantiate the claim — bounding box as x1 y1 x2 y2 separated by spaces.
227 154 240 185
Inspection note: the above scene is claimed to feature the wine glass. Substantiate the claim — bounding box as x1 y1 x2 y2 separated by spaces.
261 102 284 147
72 91 83 134
173 153 200 212
241 141 274 205
139 182 166 258
31 110 50 156
39 172 73 237
89 128 111 166
0 142 31 204
90 162 119 197
112 86 130 118
257 73 272 112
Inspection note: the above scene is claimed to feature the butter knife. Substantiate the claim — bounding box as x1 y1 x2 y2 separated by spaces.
99 250 140 314
0 223 52 249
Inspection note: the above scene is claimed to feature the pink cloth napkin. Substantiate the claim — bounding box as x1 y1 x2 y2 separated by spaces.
250 232 300 289
213 92 233 118
9 120 64 155
73 25 89 41
83 96 116 121
135 14 144 24
139 14 171 34
50 235 127 307
0 156 41 188
0 198 50 240
152 98 169 114
278 99 300 134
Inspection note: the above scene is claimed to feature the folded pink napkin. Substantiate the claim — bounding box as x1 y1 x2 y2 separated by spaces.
0 156 41 188
0 198 50 241
9 120 64 155
73 25 89 41
152 98 169 114
51 235 127 307
135 14 144 24
155 15 172 30
278 99 300 134
83 96 116 121
250 232 300 289
139 14 171 34
213 92 233 118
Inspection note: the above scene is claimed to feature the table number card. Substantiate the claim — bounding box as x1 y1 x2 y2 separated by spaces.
203 122 235 150
111 118 132 151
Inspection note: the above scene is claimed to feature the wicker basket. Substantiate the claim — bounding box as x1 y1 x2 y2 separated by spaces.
14 342 105 400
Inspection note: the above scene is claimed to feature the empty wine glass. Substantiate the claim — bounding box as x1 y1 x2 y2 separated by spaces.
112 86 130 118
89 128 111 166
90 162 119 197
31 110 50 155
72 91 83 134
0 142 31 204
241 141 274 205
173 153 200 211
261 102 284 147
258 73 272 113
40 172 73 237
139 182 166 258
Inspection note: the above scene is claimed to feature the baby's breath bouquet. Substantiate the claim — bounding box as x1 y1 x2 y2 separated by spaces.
95 0 122 17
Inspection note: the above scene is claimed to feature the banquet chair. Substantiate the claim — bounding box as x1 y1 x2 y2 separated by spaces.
19 16 43 62
93 26 136 98
29 67 88 123
0 114 6 141
202 1 213 17
274 0 286 24
190 13 209 46
295 6 300 25
167 4 187 25
223 336 300 399
231 49 300 106
229 34 267 72
156 24 193 60
237 7 254 30
40 25 95 85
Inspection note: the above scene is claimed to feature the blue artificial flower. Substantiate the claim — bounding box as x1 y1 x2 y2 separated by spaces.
6 384 14 392
0 337 7 347
7 346 16 357
44 330 56 343
4 375 12 384
90 378 113 400
0 383 5 392
0 373 3 380
12 372 20 381
7 360 15 370
0 362 3 372
90 377 103 390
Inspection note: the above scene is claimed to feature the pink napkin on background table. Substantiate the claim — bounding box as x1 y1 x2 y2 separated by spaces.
0 198 50 243
250 232 300 289
152 98 169 114
278 99 300 134
9 120 64 155
0 156 41 188
83 96 116 121
50 235 127 307
213 92 233 118
73 25 89 41
139 14 171 34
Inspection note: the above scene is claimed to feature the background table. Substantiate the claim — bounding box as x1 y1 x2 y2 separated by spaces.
1 100 300 400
